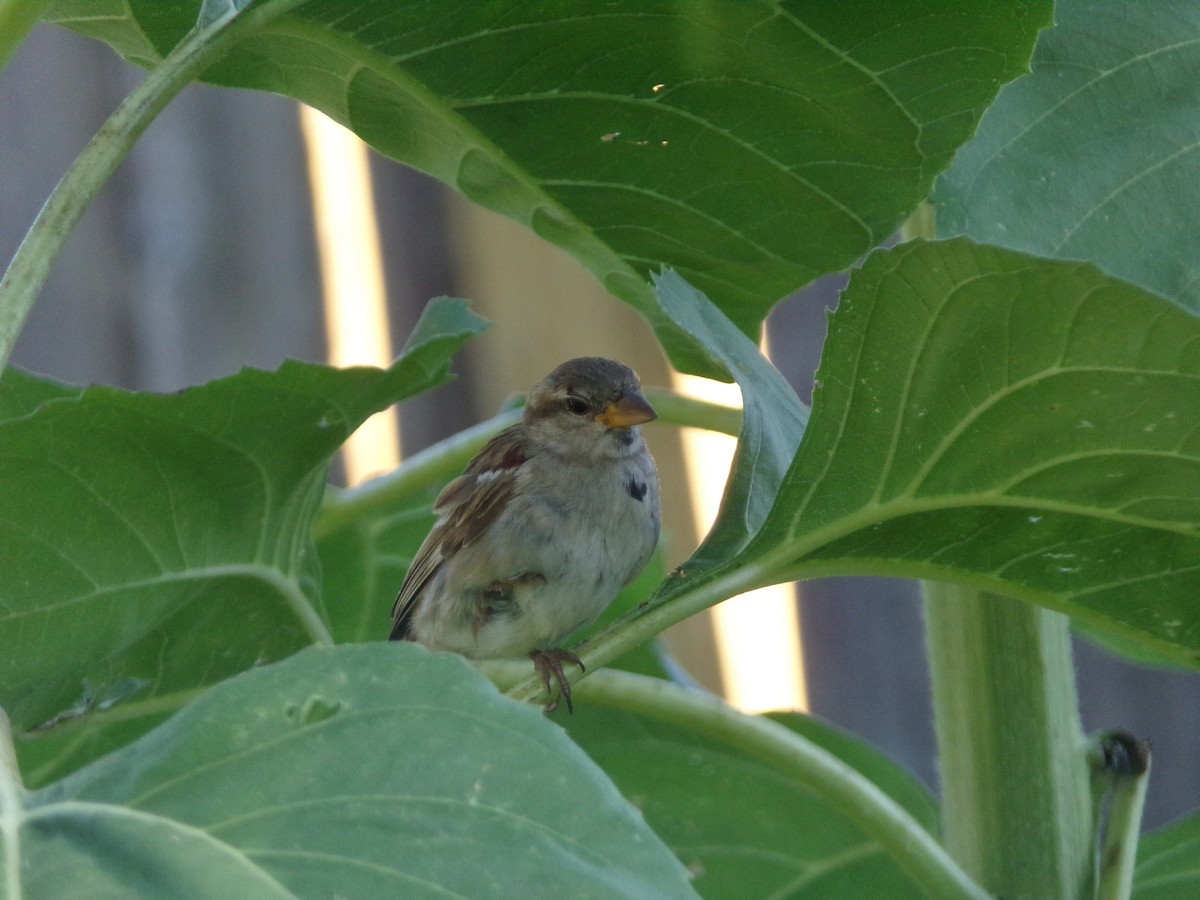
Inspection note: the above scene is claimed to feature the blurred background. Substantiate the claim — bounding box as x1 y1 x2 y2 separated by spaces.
4 24 1198 828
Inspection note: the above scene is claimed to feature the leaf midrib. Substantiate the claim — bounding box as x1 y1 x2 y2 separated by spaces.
785 490 1199 560
19 800 296 897
1 563 331 647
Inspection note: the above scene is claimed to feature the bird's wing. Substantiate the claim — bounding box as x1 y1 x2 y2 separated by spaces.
389 426 531 639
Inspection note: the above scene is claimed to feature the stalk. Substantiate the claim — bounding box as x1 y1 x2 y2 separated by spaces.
0 707 24 898
924 584 1094 897
1091 731 1150 900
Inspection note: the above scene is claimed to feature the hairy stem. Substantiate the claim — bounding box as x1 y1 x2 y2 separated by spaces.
925 584 1094 898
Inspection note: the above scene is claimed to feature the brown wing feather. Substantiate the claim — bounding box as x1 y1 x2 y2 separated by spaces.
389 426 531 640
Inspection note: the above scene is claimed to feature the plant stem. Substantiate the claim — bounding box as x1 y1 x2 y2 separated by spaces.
0 707 22 899
0 708 21 790
0 0 52 76
566 669 988 900
642 386 743 436
924 584 1094 898
1091 732 1150 900
0 0 309 371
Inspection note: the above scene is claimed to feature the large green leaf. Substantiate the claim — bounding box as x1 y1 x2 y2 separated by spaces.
565 703 937 898
936 0 1200 313
1134 813 1200 899
2 644 696 899
0 299 487 738
747 238 1200 664
46 0 1051 373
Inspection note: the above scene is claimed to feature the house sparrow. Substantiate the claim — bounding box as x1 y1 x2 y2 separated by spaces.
390 357 661 711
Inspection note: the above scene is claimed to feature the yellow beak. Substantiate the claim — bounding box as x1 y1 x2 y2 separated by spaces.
594 391 657 429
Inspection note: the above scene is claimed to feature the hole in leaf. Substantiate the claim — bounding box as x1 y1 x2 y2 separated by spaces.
284 695 343 728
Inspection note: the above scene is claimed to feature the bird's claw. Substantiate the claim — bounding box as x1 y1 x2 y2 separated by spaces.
530 648 585 714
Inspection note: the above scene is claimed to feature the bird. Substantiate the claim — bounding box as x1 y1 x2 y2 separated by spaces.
389 357 661 712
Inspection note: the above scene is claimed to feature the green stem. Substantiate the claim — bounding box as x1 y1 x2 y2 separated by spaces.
1096 781 1145 900
642 386 743 436
0 0 309 370
1091 732 1150 900
924 584 1094 898
0 0 52 76
0 707 22 900
312 389 741 541
0 707 20 790
903 194 1087 895
549 668 988 900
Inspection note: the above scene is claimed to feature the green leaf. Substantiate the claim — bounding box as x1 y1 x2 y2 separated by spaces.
0 299 486 740
935 0 1200 313
751 238 1200 664
5 644 696 898
47 0 1051 373
565 705 937 898
1134 813 1200 899
15 705 179 795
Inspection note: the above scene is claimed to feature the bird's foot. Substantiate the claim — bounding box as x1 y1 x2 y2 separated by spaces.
530 648 585 714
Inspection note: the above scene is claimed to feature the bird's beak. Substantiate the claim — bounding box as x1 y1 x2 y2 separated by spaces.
595 391 657 428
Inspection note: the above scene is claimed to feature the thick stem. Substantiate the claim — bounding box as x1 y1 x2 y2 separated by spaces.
924 584 1094 898
0 0 309 370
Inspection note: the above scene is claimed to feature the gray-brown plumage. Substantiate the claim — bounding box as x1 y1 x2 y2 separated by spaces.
389 358 661 710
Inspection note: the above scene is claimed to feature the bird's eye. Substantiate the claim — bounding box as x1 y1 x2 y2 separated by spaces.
564 395 590 415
